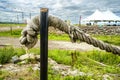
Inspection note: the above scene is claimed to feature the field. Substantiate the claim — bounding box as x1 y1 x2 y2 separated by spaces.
0 24 120 80
0 23 26 27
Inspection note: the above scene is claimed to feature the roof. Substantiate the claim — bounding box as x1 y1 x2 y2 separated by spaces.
83 10 120 21
103 10 120 21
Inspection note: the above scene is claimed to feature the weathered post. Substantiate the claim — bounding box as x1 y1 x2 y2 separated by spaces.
10 26 12 35
40 8 49 80
79 15 81 27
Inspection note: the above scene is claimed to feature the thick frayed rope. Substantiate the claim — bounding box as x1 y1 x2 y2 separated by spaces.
19 16 39 49
19 15 120 55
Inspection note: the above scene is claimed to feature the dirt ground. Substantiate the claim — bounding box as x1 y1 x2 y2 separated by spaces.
0 26 24 32
0 37 100 51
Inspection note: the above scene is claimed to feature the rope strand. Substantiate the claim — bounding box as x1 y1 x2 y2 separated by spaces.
19 15 120 55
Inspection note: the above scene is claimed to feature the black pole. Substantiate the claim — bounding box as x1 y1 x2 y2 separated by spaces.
40 8 49 80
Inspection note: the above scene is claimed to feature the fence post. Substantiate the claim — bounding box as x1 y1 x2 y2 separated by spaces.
40 8 49 80
79 15 81 27
10 26 12 35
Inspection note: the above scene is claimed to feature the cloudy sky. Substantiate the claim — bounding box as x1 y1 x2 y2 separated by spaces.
0 0 120 23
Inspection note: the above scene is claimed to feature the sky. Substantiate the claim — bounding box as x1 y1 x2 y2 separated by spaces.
0 0 120 24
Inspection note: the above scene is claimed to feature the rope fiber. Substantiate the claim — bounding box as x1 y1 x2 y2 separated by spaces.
19 15 120 55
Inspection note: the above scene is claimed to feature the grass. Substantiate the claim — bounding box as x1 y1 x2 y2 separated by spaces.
0 47 16 64
0 23 26 27
0 47 25 64
48 49 120 79
48 64 92 80
0 23 120 45
0 69 39 80
48 49 72 65
0 29 120 46
86 50 120 65
0 47 120 79
0 24 120 79
49 33 70 41
0 29 22 37
92 34 120 46
0 66 92 80
30 48 120 79
0 29 70 41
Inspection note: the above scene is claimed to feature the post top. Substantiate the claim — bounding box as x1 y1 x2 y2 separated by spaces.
40 8 48 12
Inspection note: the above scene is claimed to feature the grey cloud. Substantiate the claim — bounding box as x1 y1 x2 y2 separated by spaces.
0 0 120 23
63 5 81 10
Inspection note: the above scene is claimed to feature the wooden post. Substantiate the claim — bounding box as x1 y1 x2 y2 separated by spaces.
40 8 49 80
10 26 12 35
29 12 31 19
79 15 81 27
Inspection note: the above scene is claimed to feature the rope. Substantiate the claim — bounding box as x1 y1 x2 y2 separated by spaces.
71 27 120 55
19 16 39 49
19 15 120 55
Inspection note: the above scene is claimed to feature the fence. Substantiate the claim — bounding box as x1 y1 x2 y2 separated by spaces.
0 11 38 23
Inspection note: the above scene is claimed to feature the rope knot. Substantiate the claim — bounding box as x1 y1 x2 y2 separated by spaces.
69 26 78 42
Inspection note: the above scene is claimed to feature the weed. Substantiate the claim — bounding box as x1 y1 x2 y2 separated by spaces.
0 47 16 64
0 47 26 64
92 34 120 46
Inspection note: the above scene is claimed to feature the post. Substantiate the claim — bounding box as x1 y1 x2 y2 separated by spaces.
10 26 12 35
29 12 31 19
22 12 24 23
17 15 19 24
40 8 49 80
79 15 81 27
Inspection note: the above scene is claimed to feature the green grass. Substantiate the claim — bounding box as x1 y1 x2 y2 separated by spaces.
92 34 120 46
48 49 120 65
86 50 120 65
0 70 9 80
0 66 91 80
48 49 72 65
0 48 120 79
1 29 120 46
0 29 120 46
0 47 16 64
0 23 120 45
48 49 120 79
0 69 40 80
0 47 25 64
0 30 70 41
48 64 92 80
0 29 22 37
49 33 70 41
28 48 120 79
0 23 26 27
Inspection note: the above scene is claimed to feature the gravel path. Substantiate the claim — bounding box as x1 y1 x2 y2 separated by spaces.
0 37 99 51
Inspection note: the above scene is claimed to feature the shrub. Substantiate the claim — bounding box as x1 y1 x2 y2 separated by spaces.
0 47 16 64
